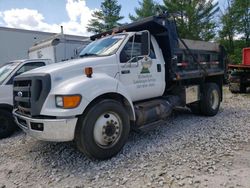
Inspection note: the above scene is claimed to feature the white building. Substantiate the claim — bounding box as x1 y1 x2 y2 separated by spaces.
0 27 88 64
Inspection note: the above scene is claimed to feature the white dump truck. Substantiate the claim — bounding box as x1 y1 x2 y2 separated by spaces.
0 59 52 138
13 15 226 159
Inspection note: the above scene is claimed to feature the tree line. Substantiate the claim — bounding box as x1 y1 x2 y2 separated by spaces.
87 0 250 64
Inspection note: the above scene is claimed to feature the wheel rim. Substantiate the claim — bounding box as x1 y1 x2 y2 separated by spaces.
0 116 8 132
210 89 219 110
93 111 122 148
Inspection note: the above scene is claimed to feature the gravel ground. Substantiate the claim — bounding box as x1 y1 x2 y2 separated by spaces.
0 87 250 188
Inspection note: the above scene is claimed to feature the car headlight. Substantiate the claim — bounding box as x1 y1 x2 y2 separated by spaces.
55 95 81 109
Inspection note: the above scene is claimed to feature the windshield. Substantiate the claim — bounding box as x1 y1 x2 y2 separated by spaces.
0 62 20 84
79 34 126 57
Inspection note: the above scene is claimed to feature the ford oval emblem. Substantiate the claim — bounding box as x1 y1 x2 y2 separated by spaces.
17 91 23 97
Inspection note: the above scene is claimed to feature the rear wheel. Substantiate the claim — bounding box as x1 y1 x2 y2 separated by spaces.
75 99 130 160
0 109 17 139
188 83 221 116
200 83 221 116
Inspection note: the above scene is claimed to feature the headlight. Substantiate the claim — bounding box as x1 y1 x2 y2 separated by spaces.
55 95 81 109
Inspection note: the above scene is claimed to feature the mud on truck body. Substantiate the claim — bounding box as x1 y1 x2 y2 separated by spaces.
13 14 226 159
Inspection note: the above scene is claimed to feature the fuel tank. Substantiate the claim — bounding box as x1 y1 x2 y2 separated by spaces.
134 96 181 127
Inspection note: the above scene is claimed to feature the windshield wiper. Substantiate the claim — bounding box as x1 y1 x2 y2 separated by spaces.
79 53 98 57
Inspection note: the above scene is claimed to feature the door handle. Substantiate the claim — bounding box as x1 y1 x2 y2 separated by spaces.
121 70 130 74
157 64 161 72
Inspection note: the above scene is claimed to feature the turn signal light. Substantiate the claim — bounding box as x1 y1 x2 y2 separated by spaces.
85 67 93 78
56 95 81 109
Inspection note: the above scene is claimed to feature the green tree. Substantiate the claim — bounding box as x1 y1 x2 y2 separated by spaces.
129 0 159 21
87 0 124 33
233 0 250 46
163 0 219 41
219 0 250 64
219 0 236 52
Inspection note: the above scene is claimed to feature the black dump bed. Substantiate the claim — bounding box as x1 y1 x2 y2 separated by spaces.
91 14 226 82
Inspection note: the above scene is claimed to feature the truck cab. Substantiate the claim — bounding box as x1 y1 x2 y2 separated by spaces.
78 31 165 101
13 15 226 159
0 59 52 138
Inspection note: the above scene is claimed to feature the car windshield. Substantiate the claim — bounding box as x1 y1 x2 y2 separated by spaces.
79 34 126 57
0 62 20 84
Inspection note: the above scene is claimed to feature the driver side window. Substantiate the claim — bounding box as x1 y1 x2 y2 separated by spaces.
120 35 142 63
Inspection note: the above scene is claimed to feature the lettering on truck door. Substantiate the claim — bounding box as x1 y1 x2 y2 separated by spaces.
118 33 164 101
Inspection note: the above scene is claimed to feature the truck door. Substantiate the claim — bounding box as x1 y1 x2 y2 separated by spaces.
118 32 165 101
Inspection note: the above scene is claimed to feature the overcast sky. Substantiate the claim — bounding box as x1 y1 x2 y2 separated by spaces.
0 0 227 36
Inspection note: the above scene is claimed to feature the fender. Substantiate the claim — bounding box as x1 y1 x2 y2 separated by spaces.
41 73 135 120
116 82 136 120
0 103 13 112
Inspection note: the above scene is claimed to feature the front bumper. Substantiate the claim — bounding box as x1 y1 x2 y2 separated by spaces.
13 110 78 142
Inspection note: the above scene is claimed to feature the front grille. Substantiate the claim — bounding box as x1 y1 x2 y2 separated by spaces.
14 80 32 116
13 73 51 117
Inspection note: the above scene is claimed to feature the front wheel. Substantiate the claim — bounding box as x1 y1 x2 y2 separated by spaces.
75 99 130 160
0 109 17 139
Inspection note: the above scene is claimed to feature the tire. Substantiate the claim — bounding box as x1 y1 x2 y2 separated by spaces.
188 102 201 115
200 83 221 116
75 99 130 160
0 109 17 139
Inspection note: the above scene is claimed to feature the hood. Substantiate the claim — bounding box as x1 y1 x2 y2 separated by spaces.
18 55 119 88
23 56 115 75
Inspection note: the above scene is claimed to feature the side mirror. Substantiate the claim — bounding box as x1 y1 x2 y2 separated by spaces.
141 32 150 56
